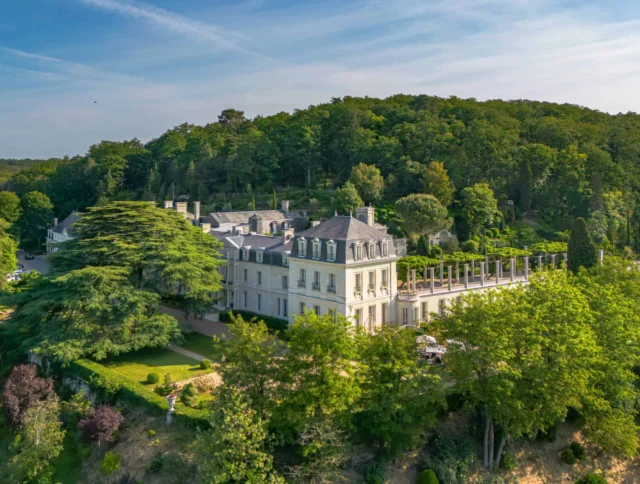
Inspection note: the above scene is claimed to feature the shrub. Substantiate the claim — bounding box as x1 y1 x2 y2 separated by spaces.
146 453 164 473
79 405 124 447
2 364 55 429
417 469 439 484
575 473 608 484
537 423 557 442
154 374 175 397
180 383 199 407
193 374 216 393
363 460 387 484
422 434 474 484
499 451 518 471
430 245 443 257
460 240 479 253
561 448 577 465
148 429 156 438
147 372 160 384
570 442 586 461
200 359 212 370
218 310 288 334
100 452 121 476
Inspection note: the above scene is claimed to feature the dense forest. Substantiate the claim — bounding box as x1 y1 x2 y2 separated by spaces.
3 94 640 248
0 159 47 184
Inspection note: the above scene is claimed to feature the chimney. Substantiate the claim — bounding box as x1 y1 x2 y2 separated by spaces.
200 222 211 233
281 200 290 213
54 217 58 226
356 206 375 226
164 200 173 209
311 220 321 227
193 201 201 225
282 227 295 243
175 202 188 214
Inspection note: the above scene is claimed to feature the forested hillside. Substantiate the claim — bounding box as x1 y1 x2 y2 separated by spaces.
3 95 640 247
0 159 46 184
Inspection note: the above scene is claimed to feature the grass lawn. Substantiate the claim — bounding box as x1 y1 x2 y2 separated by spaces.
179 332 222 361
103 347 212 385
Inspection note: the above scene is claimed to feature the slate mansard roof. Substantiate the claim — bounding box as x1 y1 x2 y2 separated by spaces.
50 211 81 237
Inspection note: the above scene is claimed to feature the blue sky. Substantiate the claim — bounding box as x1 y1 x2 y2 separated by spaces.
2 0 640 159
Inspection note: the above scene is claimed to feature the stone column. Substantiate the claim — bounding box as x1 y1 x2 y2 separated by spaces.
447 266 453 291
423 267 427 290
496 260 501 284
537 255 543 271
551 254 556 269
430 267 435 293
485 256 489 279
440 261 444 287
598 249 604 266
411 269 417 291
524 257 529 280
464 263 469 288
500 259 504 278
471 259 475 282
480 262 485 287
562 252 568 267
510 258 515 282
456 262 460 285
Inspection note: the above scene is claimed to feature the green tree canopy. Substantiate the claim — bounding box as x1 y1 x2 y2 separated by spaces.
423 161 454 207
332 181 363 215
0 191 21 223
349 163 385 204
16 191 53 253
395 193 451 238
0 220 18 285
567 217 598 273
459 183 502 235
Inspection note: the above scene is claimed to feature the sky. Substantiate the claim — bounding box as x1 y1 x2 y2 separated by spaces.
2 0 640 159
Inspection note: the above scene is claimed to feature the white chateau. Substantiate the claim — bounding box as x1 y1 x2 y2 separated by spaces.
49 201 579 330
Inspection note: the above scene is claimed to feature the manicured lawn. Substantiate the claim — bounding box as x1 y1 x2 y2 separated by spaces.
179 332 222 361
103 347 211 384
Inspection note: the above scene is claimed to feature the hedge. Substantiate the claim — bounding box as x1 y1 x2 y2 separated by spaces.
66 359 210 430
219 310 289 333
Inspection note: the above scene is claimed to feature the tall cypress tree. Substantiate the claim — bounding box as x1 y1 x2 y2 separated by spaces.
416 235 430 256
567 217 598 273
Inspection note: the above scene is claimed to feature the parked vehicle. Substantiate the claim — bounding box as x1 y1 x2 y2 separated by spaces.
25 253 35 260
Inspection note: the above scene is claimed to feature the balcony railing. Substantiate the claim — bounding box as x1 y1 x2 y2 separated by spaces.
327 285 336 293
312 282 321 290
298 280 306 288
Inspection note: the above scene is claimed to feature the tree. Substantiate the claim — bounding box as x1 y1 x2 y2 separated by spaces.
16 191 53 253
332 181 363 215
567 217 597 273
0 191 21 223
194 385 283 484
395 194 451 238
416 234 430 256
440 271 598 470
0 220 18 286
423 161 454 207
79 405 124 448
349 163 384 204
2 364 54 429
356 325 445 456
214 315 281 417
274 312 361 440
459 183 502 235
5 396 65 483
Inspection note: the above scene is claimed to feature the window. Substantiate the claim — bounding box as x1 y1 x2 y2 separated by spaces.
402 308 409 326
381 303 388 324
257 293 262 311
300 302 306 314
314 305 320 315
257 271 262 285
355 273 362 293
277 297 281 316
368 242 375 258
298 238 307 257
243 269 248 282
327 241 336 261
368 305 376 328
438 299 446 316
282 275 288 290
256 251 263 263
368 271 375 291
283 255 289 267
243 291 247 308
414 307 419 324
243 249 249 260
298 268 306 287
328 273 336 293
381 269 388 288
283 299 288 317
382 241 389 257
313 271 320 290
330 308 337 323
421 302 428 321
355 308 363 327
312 240 321 259
355 244 363 260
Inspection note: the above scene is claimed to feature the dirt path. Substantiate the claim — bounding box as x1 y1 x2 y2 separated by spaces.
160 305 229 338
168 344 206 361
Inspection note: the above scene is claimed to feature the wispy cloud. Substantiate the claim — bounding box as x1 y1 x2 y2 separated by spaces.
76 0 267 58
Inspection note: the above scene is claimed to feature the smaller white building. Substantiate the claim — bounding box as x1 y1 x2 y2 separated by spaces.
46 211 81 253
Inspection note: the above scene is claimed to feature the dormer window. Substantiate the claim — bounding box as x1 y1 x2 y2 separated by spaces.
368 242 375 258
312 239 321 259
355 243 363 261
283 254 289 267
327 240 336 261
298 238 307 257
382 241 389 257
256 250 264 263
243 249 250 260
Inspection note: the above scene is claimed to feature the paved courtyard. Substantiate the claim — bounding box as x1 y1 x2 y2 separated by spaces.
160 305 229 338
16 250 50 274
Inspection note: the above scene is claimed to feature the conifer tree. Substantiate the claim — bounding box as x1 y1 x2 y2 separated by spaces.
568 217 598 273
417 234 430 256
